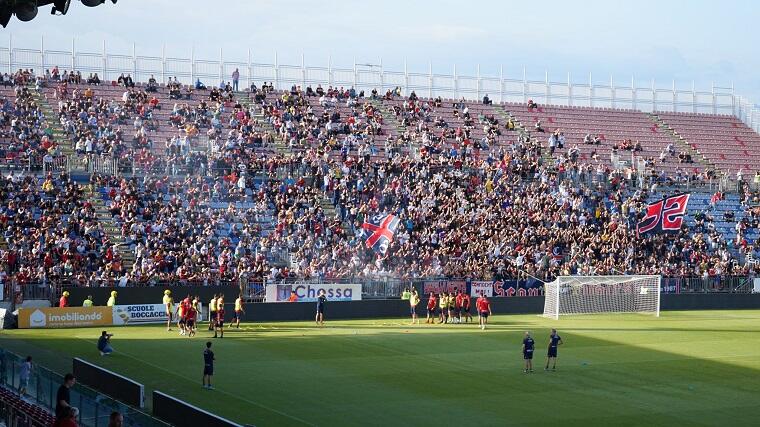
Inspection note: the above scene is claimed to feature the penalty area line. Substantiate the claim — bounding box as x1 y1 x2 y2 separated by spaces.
73 337 316 426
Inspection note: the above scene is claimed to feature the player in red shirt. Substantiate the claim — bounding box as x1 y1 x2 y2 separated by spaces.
177 296 191 336
425 292 437 324
59 291 70 308
214 297 225 339
185 305 197 337
476 292 492 330
455 291 464 324
461 292 473 323
176 300 186 336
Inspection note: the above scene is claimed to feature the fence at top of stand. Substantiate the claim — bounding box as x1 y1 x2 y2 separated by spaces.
3 35 758 132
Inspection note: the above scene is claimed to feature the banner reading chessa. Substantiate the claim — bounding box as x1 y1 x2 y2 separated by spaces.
18 307 113 329
265 284 362 302
112 304 168 325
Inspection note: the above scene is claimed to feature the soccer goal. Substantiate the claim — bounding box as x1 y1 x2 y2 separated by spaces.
542 275 661 319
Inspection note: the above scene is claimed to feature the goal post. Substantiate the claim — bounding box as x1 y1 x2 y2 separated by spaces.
542 275 661 319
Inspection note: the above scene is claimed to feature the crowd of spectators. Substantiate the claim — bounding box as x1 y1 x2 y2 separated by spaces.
1 68 759 291
1 70 60 170
0 172 117 287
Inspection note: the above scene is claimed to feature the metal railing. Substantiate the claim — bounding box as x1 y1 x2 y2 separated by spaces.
1 281 58 306
41 155 69 175
0 349 169 427
2 35 755 131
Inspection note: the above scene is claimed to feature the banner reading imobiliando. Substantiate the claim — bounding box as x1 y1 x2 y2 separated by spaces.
18 306 113 329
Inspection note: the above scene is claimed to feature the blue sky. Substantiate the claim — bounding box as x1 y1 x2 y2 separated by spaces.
4 0 759 102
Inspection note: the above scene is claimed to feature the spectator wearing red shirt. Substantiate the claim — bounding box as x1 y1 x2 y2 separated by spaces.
476 293 492 330
53 406 79 427
59 291 70 308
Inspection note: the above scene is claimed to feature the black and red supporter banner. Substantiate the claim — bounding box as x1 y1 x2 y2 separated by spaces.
637 193 690 235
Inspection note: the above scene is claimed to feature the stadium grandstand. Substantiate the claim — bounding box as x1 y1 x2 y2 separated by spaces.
1 2 760 427
0 50 759 292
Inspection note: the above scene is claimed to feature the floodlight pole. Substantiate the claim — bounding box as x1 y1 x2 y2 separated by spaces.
247 48 252 90
499 65 504 104
610 75 615 109
453 64 457 99
103 39 107 81
132 42 136 80
190 45 195 85
632 75 636 110
711 81 716 115
161 44 166 84
428 60 433 99
219 48 223 85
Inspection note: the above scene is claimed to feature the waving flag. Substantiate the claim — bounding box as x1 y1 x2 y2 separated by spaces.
361 214 400 254
637 193 690 235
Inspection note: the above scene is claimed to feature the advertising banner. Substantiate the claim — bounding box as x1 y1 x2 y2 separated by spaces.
18 307 113 329
112 304 169 325
470 281 493 297
493 281 543 297
265 283 362 302
422 280 466 295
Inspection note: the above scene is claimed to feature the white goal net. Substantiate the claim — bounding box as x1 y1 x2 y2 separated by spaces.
542 275 661 319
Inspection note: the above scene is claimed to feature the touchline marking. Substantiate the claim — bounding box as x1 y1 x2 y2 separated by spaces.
73 337 316 427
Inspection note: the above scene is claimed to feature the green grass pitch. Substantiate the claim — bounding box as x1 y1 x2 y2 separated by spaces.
2 310 759 426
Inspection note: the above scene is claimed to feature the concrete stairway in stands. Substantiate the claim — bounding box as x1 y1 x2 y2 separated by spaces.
368 97 406 137
647 112 715 172
87 188 135 273
236 91 289 155
496 104 552 164
31 87 87 173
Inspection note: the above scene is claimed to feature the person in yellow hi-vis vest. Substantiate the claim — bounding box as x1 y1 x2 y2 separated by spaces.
163 290 174 331
107 291 117 307
82 295 94 307
439 292 448 324
208 294 218 331
232 295 245 329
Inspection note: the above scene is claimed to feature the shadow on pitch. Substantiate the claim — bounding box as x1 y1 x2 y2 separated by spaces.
3 322 760 426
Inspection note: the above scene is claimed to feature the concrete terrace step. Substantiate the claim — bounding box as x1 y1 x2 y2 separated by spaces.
647 113 715 172
32 87 88 173
237 91 289 155
368 97 406 134
86 191 135 270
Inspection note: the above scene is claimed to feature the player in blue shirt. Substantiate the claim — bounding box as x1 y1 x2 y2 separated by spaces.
522 331 535 373
545 329 563 371
315 289 326 326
